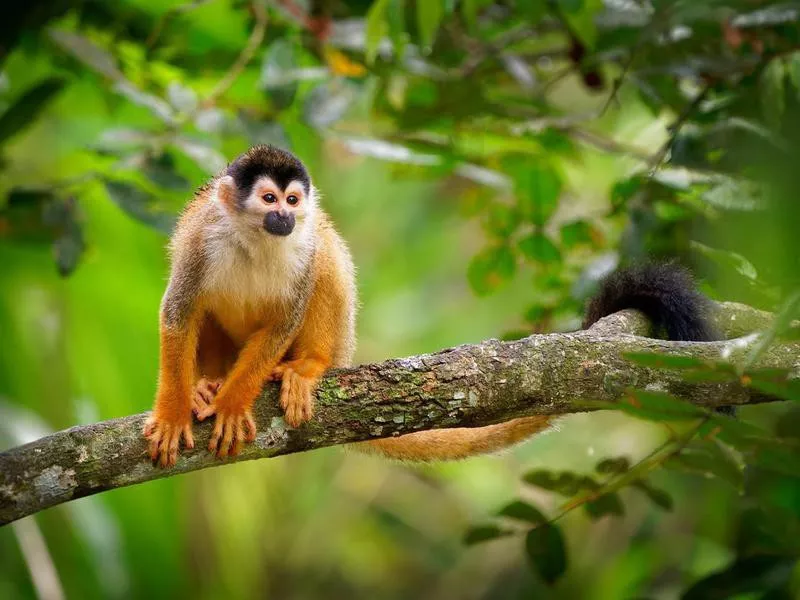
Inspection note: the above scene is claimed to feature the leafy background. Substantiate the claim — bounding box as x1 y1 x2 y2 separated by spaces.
1 0 800 598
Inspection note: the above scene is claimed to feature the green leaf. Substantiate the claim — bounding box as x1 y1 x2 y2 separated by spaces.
632 481 673 511
623 352 707 370
518 233 561 264
523 470 599 496
366 0 392 64
467 245 516 296
462 0 495 31
595 457 631 475
690 241 758 282
513 164 562 226
610 175 643 209
681 555 797 600
561 0 602 48
525 524 568 584
463 524 513 545
664 439 743 489
747 377 800 403
584 492 624 520
261 38 299 110
614 389 707 422
0 77 66 144
560 220 593 249
745 290 800 369
416 0 445 50
760 58 786 130
104 181 176 234
485 203 519 238
497 500 547 524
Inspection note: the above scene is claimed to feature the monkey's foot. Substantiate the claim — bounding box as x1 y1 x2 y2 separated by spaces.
207 404 257 459
143 413 194 468
280 368 315 428
193 377 223 418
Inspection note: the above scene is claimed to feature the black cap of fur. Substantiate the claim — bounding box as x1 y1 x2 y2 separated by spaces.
582 262 719 341
226 145 310 206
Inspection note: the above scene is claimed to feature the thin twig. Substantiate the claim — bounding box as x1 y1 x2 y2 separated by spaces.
648 85 711 176
201 0 268 109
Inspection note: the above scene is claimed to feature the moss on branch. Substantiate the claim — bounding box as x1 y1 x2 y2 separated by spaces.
0 301 795 526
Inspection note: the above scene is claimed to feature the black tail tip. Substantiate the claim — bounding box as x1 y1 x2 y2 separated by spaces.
582 262 719 342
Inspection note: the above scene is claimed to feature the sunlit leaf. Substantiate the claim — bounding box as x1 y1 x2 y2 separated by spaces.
525 524 567 584
366 0 392 64
417 0 446 50
467 245 516 296
518 233 561 264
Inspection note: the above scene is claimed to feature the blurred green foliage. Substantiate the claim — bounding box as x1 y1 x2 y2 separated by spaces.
2 0 800 598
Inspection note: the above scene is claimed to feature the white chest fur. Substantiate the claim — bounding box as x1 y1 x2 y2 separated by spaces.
202 214 314 307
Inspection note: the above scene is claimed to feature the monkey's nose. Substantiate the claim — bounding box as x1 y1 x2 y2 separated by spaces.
264 211 295 236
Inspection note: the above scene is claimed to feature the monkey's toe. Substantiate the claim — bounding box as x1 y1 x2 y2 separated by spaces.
144 416 193 468
280 369 315 428
208 408 257 458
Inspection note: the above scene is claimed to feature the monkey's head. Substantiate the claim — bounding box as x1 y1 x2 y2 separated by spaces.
215 145 316 238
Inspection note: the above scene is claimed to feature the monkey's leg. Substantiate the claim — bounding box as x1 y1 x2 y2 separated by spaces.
272 270 345 428
196 327 294 458
193 316 237 417
144 312 203 467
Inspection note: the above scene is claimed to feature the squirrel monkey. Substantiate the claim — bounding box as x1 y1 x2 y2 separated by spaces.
145 145 716 467
144 145 356 466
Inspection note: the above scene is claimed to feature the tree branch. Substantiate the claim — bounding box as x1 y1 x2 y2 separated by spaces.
0 302 794 526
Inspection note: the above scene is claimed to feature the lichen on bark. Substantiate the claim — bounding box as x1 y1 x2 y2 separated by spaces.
0 301 795 526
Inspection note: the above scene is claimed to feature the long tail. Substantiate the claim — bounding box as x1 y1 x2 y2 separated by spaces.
583 262 718 341
357 262 719 462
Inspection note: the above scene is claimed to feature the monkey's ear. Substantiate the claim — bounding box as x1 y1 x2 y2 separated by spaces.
216 175 238 212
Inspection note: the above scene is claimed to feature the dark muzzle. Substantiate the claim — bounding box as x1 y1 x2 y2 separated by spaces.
264 211 295 236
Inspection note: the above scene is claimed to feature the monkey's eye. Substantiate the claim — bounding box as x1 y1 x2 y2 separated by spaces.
286 195 299 206
263 193 277 204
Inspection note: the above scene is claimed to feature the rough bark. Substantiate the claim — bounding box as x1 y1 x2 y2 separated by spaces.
0 302 796 526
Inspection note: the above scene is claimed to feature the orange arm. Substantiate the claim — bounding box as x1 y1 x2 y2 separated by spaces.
145 306 203 467
197 324 296 457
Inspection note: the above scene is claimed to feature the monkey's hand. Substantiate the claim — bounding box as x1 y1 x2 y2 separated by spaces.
196 388 257 459
192 377 224 418
143 406 195 468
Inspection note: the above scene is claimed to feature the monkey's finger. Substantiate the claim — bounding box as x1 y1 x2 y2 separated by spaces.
231 421 245 456
244 412 257 442
167 431 181 467
208 420 223 453
279 375 291 410
210 379 224 392
143 418 156 437
183 424 195 450
196 402 217 421
218 417 235 458
148 425 163 461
